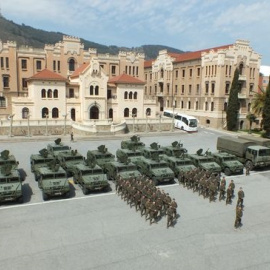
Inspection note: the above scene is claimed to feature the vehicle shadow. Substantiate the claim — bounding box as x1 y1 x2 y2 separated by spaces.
22 183 33 203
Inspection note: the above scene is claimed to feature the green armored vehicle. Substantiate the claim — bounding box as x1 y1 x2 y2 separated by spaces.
36 160 70 201
57 149 85 177
0 150 19 169
87 145 115 173
142 142 165 159
47 138 71 157
106 152 142 180
162 141 188 157
135 153 175 185
212 152 244 176
188 149 221 175
72 156 110 195
30 149 55 179
121 135 145 150
116 147 144 164
0 164 23 204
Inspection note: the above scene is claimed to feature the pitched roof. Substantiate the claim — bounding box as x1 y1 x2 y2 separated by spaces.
70 62 90 78
108 73 145 84
28 69 67 81
144 59 154 68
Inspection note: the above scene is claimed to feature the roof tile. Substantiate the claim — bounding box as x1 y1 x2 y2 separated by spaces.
108 73 145 84
28 69 67 81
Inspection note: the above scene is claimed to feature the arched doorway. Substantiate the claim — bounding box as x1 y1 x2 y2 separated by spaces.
71 108 76 121
90 106 99 119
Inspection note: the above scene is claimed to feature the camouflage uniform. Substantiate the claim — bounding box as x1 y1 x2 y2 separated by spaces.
237 188 245 208
226 186 232 205
229 180 235 197
234 206 243 228
166 206 174 228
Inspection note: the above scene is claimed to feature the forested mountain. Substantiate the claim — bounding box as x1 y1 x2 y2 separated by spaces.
0 15 184 59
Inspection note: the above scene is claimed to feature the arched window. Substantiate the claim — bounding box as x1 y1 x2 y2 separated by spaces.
47 89 52 98
195 101 199 110
146 108 151 116
42 107 49 118
205 102 208 111
188 101 191 109
206 119 210 125
129 92 133 99
124 108 129 117
95 86 99 95
41 89 46 98
71 108 76 121
181 101 184 109
248 103 251 112
132 108 137 117
90 86 94 95
52 108 59 118
109 108 113 119
90 106 99 119
211 102 214 111
239 62 244 75
124 91 128 99
69 58 75 72
22 107 29 119
134 92 138 100
53 89 58 98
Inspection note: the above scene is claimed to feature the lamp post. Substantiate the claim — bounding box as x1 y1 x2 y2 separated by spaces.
27 113 31 137
171 106 175 132
45 114 48 136
8 114 15 137
63 113 68 135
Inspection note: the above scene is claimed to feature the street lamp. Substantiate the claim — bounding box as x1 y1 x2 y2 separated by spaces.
171 106 175 132
8 114 15 137
63 113 68 135
27 113 31 137
45 114 49 136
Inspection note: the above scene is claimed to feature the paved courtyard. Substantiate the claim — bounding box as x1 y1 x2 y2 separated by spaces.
0 128 270 270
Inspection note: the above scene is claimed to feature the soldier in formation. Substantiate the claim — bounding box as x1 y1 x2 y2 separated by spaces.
116 175 178 227
237 187 245 208
234 206 243 229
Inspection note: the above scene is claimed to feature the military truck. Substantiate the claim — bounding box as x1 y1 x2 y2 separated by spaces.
36 160 70 201
72 156 110 195
30 149 55 180
116 148 144 164
47 138 71 157
187 149 221 175
211 152 244 176
0 150 19 169
0 164 23 204
142 142 165 160
162 141 188 157
217 136 270 170
121 135 145 150
238 135 270 148
134 152 175 185
87 145 115 173
162 155 196 178
106 152 142 180
57 149 85 177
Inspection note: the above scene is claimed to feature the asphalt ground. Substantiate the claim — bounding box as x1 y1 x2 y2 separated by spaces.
0 128 270 270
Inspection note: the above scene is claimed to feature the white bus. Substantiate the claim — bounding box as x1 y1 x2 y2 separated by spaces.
163 110 198 132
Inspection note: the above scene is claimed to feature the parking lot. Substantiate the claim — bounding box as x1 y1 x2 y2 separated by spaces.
0 128 270 270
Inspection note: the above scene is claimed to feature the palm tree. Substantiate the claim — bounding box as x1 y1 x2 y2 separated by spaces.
246 113 256 134
251 86 266 116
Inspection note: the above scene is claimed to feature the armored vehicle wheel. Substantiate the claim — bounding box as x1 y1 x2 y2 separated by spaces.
82 185 89 195
42 191 49 201
224 167 231 176
17 196 23 204
65 192 70 198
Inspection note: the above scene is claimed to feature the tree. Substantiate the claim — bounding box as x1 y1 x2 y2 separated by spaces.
246 113 256 134
226 68 239 131
262 76 270 137
251 86 266 116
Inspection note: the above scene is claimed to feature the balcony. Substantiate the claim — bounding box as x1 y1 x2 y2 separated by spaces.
156 92 164 97
238 93 246 99
238 74 246 81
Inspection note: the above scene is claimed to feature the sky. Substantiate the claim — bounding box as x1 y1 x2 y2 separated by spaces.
1 0 270 65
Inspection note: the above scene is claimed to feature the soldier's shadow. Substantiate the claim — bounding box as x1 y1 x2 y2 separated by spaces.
171 213 181 227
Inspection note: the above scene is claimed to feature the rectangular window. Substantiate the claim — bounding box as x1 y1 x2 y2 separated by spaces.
145 86 147 95
107 89 112 99
229 66 232 76
22 78 27 88
53 61 56 71
226 65 228 76
149 86 152 94
225 83 230 94
197 68 200 77
150 73 152 81
154 85 157 94
0 57 4 68
3 76 9 88
182 69 185 78
175 70 178 79
21 59 27 70
136 66 138 76
196 84 200 94
189 85 192 94
249 84 254 94
58 61 61 71
205 83 209 94
132 66 135 75
175 85 178 95
181 85 185 94
145 74 147 81
211 83 215 94
36 60 42 70
111 65 116 75
5 57 9 69
189 69 192 77
69 88 74 98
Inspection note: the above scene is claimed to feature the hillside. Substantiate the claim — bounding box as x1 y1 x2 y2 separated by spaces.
0 15 184 59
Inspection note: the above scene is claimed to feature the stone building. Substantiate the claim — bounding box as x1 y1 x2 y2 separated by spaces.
144 40 261 129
